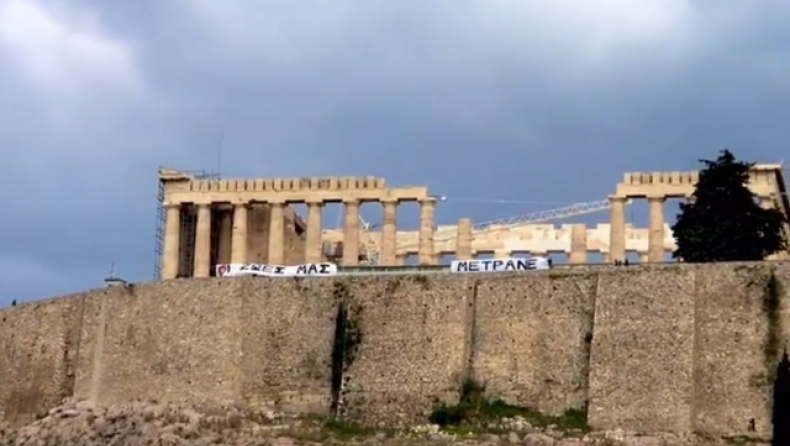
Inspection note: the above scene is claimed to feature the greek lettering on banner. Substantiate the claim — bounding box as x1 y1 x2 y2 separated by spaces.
217 263 338 277
449 258 550 273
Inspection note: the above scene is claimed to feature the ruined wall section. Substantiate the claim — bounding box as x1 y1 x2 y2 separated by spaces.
2 261 790 439
0 294 85 425
246 205 307 265
341 276 473 426
778 263 790 376
692 263 781 439
247 206 271 263
587 267 696 433
239 277 336 414
283 209 308 265
214 209 234 266
73 280 245 407
472 273 597 415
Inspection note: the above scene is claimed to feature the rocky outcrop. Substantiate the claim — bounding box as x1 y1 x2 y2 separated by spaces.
0 400 761 446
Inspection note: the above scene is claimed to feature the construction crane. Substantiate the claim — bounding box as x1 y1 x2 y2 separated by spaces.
358 218 380 265
324 212 382 265
324 197 632 265
415 198 633 247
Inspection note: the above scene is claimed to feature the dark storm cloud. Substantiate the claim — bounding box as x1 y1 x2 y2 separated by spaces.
1 0 789 302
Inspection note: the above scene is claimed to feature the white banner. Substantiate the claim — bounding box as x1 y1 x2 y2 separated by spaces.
450 258 550 274
216 263 338 277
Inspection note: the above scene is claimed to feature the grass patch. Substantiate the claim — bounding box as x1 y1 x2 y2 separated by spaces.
297 414 377 441
429 378 589 433
437 424 492 437
548 271 570 279
323 418 376 440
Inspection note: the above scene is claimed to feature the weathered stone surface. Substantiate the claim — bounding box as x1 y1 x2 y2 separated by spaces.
0 400 751 446
0 261 788 443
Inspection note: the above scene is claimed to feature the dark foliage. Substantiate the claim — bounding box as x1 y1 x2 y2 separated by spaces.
329 281 363 417
773 350 790 445
429 378 588 431
672 149 786 262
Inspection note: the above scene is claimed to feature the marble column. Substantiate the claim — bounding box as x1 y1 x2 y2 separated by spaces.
418 198 436 265
162 202 181 279
193 203 212 277
343 200 360 266
305 200 324 263
648 196 665 262
569 224 587 264
609 196 627 263
268 201 286 264
231 203 249 264
455 218 473 260
381 199 398 265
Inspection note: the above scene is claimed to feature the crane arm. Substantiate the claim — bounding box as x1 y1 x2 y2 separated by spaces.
399 199 630 249
472 199 616 230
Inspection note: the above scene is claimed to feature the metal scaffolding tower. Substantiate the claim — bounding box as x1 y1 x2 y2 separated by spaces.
152 168 220 280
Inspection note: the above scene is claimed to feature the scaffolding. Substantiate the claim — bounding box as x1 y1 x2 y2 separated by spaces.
152 168 220 280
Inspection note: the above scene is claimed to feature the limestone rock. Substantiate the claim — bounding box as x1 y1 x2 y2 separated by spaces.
0 400 762 446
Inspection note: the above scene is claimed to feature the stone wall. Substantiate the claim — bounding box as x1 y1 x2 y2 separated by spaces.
588 266 697 433
0 295 84 425
340 276 471 426
1 262 788 441
72 280 245 407
238 277 336 414
246 205 308 265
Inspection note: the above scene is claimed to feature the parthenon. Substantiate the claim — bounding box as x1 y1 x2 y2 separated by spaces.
156 163 790 278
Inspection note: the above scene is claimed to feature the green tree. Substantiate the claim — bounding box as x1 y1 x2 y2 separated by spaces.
672 149 787 262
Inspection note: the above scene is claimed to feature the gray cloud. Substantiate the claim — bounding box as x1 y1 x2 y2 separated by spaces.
1 0 789 302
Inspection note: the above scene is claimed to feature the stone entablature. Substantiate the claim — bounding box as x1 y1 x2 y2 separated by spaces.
158 163 790 278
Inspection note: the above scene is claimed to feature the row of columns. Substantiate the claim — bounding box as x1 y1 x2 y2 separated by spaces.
453 220 656 263
609 194 786 263
161 198 437 279
609 195 668 263
166 191 785 278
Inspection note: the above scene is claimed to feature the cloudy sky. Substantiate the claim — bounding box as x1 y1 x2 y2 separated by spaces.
1 0 789 302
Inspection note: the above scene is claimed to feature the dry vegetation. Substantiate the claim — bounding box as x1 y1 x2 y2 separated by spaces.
0 399 739 446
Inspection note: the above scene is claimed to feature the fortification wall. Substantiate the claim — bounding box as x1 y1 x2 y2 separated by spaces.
588 267 697 433
691 263 785 437
72 280 245 407
0 296 84 425
471 273 597 415
1 262 788 441
238 278 336 414
340 276 472 425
